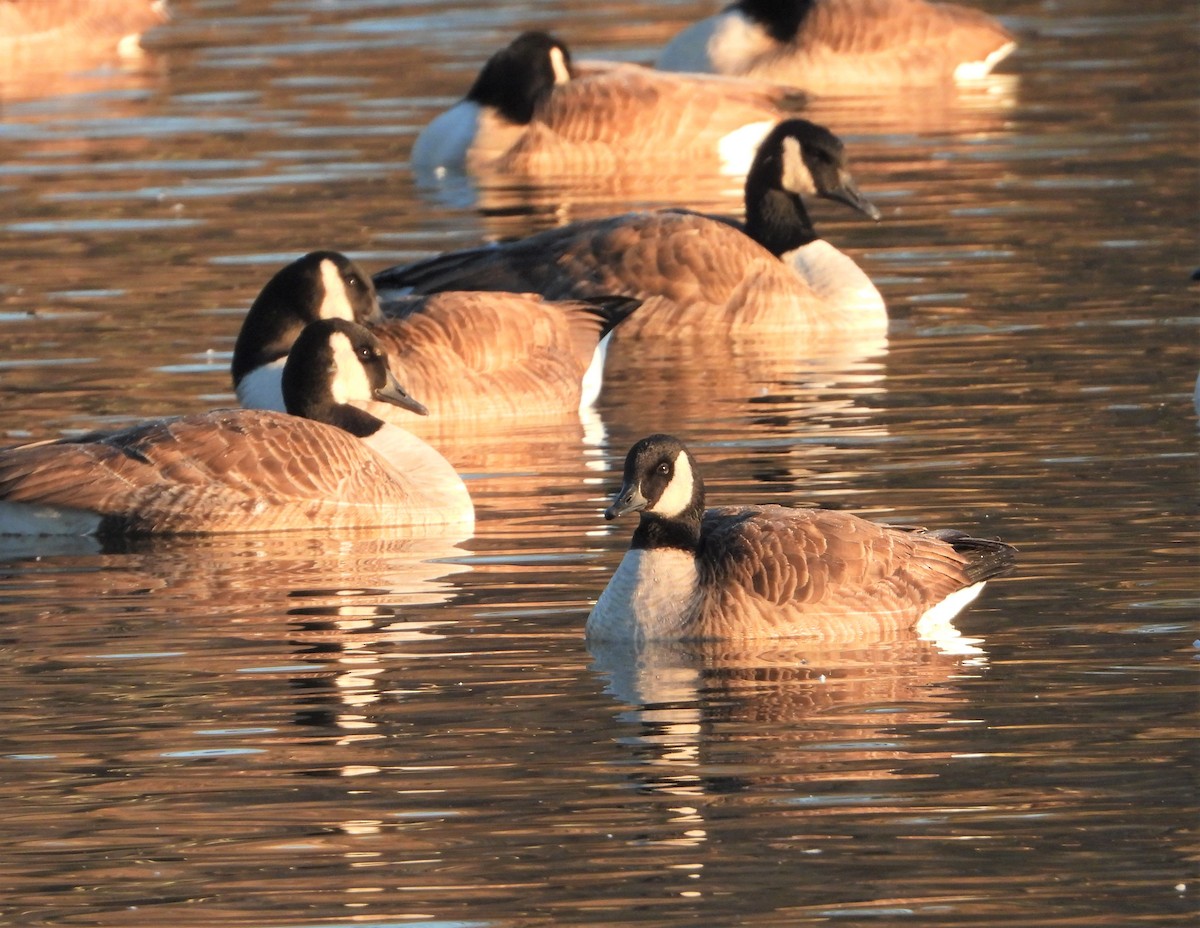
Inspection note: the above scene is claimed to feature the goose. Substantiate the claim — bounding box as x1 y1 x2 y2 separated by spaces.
587 434 1015 641
0 0 168 57
378 118 885 341
233 251 639 419
0 319 474 536
656 0 1016 92
411 30 807 181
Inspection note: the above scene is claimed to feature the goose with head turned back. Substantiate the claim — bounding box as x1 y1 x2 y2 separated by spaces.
0 319 473 536
233 251 639 419
587 435 1015 642
657 0 1016 92
378 118 886 340
412 30 807 180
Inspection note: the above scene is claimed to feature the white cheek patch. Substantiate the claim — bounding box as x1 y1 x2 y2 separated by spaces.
549 46 571 85
781 136 816 195
318 259 356 322
328 332 373 405
650 451 694 518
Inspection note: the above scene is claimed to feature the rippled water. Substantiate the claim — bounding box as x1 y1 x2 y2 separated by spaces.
0 1 1196 926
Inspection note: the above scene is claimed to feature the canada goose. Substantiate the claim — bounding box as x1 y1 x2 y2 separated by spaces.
0 0 168 57
0 319 474 536
587 434 1015 641
412 30 808 180
233 251 639 420
656 0 1016 92
378 119 885 340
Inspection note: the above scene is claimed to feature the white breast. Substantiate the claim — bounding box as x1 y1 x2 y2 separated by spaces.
784 239 888 326
236 359 286 412
410 101 482 175
587 547 701 642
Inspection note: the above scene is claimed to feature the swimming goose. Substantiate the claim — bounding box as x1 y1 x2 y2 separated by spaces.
411 30 807 180
657 0 1016 92
0 319 473 536
378 118 885 340
587 434 1015 641
233 251 639 419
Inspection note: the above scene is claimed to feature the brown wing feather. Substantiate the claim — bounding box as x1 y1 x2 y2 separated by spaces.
695 505 980 637
0 411 430 533
378 212 824 331
497 65 796 174
374 292 608 417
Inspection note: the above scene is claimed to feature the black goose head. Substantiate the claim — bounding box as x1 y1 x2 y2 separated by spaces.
743 118 879 255
736 0 817 44
607 434 707 551
231 250 382 387
282 319 427 435
466 31 574 125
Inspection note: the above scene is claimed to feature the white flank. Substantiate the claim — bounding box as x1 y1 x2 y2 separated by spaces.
318 259 356 322
954 41 1017 81
0 501 102 536
579 330 611 410
650 451 694 518
587 547 700 642
236 358 287 411
328 332 372 406
655 16 721 72
717 120 773 177
917 581 987 629
410 101 482 174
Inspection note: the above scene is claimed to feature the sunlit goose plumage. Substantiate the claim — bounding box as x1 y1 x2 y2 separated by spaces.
233 251 638 419
0 320 473 536
379 119 885 340
587 435 1016 642
657 0 1016 92
0 0 168 57
411 30 807 180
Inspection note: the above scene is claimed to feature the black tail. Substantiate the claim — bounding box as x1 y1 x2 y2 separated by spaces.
581 295 643 337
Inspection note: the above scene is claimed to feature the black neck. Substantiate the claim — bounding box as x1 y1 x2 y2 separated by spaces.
737 0 815 43
744 186 818 256
231 316 300 384
631 508 703 553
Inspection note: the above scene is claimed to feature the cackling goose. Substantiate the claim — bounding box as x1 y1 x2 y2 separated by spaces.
377 118 886 341
587 434 1015 641
233 251 639 419
412 30 807 180
0 319 473 536
657 0 1016 92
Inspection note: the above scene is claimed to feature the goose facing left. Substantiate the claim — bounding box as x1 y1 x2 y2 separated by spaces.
0 319 474 536
411 30 807 180
588 434 1015 642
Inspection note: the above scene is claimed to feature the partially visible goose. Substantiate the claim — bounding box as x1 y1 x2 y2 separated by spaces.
0 0 168 58
587 434 1015 641
412 30 807 180
656 0 1016 92
234 251 639 419
0 319 473 536
379 118 885 340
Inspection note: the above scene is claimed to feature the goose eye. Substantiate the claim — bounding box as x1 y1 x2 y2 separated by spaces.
358 346 373 361
657 462 671 476
345 273 360 288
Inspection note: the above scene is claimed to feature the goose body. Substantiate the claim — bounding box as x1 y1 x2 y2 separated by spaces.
587 435 1015 642
412 30 807 180
657 0 1016 92
380 119 886 339
0 320 473 536
233 251 636 419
